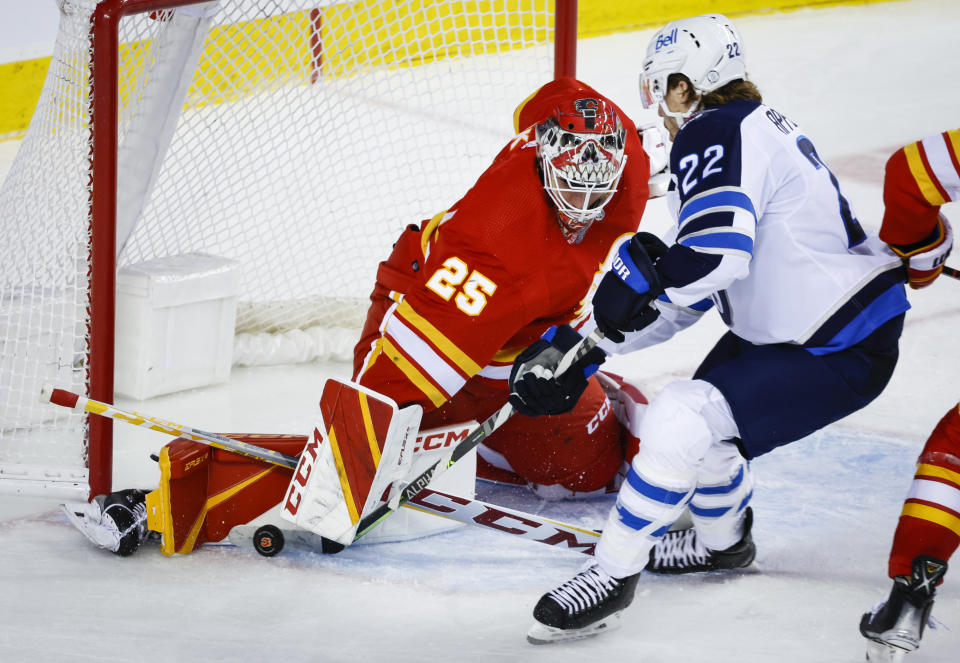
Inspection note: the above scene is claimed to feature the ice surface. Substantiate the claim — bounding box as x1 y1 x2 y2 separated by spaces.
1 1 959 661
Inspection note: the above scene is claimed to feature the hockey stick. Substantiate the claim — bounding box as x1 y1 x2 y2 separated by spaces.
41 386 300 470
41 385 603 555
232 487 600 556
352 328 605 541
943 265 960 280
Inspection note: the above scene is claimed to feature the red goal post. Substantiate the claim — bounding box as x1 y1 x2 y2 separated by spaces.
0 0 577 498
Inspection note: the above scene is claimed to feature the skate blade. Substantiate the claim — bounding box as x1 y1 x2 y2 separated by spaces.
526 612 623 645
865 639 908 663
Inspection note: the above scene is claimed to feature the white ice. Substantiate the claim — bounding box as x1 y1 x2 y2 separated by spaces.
2 1 959 661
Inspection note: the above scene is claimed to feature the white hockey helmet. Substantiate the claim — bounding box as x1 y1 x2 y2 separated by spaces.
536 97 627 243
640 14 746 120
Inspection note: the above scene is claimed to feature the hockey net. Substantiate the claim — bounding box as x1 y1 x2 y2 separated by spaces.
0 0 573 496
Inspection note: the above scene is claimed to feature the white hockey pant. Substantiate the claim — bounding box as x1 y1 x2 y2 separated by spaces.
595 379 753 578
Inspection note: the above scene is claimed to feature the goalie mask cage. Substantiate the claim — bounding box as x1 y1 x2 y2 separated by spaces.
0 0 577 498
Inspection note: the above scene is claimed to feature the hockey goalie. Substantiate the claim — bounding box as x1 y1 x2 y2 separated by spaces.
64 76 664 556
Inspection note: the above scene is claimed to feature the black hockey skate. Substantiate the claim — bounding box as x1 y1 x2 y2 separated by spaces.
527 558 640 644
860 555 947 661
62 488 150 556
645 506 756 574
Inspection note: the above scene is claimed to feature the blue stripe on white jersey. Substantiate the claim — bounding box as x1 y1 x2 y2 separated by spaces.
803 265 908 354
677 186 757 257
678 187 757 227
678 229 754 256
661 100 907 348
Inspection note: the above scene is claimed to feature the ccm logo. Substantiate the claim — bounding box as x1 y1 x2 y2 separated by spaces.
655 28 678 50
282 427 322 516
414 426 471 453
587 398 611 435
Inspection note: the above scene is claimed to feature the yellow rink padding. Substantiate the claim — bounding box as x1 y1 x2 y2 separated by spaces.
1 0 895 141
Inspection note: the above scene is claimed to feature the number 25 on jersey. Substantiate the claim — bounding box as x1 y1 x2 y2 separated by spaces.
426 257 498 316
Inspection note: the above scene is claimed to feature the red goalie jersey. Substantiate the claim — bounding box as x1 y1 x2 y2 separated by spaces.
352 78 651 492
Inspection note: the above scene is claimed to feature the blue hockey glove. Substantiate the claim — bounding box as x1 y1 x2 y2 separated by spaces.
508 325 607 417
592 232 667 342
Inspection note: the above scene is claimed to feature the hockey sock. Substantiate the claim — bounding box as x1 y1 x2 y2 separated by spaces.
888 404 960 579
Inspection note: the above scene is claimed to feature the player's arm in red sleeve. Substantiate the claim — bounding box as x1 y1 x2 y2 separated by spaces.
879 130 959 288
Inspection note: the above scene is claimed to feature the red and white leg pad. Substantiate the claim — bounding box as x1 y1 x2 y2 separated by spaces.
279 378 479 546
279 379 422 546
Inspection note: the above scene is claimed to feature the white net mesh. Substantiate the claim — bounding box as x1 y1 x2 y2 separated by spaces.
0 0 557 491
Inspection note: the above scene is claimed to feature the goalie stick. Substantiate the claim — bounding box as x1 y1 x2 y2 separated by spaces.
41 385 300 470
351 328 605 541
41 384 603 555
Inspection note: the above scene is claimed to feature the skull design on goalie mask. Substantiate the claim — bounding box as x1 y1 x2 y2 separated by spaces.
536 97 627 244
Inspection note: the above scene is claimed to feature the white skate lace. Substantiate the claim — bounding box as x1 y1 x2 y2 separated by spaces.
547 560 618 615
650 528 710 569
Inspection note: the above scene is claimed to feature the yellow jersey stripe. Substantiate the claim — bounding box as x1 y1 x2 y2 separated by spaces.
917 463 960 486
902 501 960 537
513 83 544 132
904 141 947 207
358 392 382 467
382 336 447 407
492 346 524 363
396 299 482 376
420 210 448 257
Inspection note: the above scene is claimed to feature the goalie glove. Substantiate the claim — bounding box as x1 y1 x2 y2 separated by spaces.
888 213 953 289
508 324 607 417
592 232 666 343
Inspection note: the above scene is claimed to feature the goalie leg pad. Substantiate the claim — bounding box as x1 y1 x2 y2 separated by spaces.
280 379 422 546
145 434 306 556
483 376 624 493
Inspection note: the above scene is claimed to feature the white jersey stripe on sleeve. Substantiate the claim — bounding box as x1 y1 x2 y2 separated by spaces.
908 478 960 515
922 133 960 202
384 315 466 397
677 186 757 230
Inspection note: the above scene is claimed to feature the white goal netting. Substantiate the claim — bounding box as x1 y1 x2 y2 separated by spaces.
0 0 559 494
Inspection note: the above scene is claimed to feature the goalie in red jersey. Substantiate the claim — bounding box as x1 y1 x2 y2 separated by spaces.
351 76 654 499
64 77 661 556
860 129 958 661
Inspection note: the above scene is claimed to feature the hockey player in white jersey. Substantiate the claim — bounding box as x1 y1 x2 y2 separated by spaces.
507 14 910 644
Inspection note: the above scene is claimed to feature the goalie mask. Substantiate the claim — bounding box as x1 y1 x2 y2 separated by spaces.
536 97 627 244
640 14 746 123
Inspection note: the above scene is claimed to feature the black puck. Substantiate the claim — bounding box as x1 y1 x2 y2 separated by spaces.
253 524 284 557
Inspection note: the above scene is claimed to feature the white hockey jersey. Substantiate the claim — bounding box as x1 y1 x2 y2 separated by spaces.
633 100 909 355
